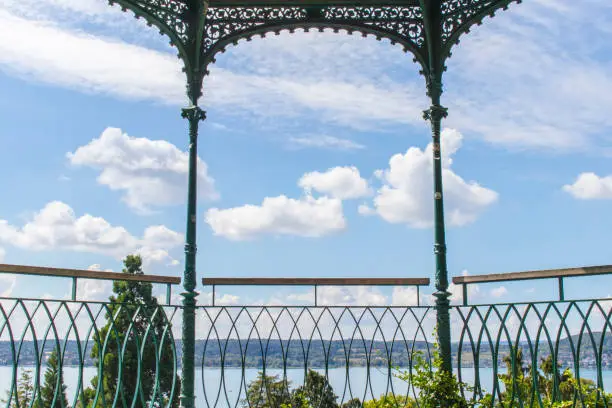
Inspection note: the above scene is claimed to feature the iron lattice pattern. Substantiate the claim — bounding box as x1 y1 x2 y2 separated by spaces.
110 0 190 52
0 299 181 407
454 301 612 407
1 299 610 407
197 306 436 406
203 5 425 66
440 0 520 49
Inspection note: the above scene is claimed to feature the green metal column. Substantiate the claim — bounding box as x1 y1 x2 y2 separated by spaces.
426 101 452 373
179 0 207 404
180 98 205 408
420 0 452 373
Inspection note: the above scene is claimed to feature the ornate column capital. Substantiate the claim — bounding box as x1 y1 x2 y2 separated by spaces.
423 104 448 121
181 106 206 122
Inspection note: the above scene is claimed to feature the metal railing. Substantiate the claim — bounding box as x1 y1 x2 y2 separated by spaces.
453 265 612 305
202 277 430 306
0 263 181 305
0 264 182 407
0 266 610 407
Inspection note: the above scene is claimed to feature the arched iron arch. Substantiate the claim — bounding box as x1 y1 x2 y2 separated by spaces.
200 21 429 76
440 0 522 60
110 0 193 73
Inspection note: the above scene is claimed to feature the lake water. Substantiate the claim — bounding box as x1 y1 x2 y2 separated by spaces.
1 366 610 406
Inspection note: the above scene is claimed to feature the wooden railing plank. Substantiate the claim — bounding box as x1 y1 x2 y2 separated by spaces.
202 277 430 286
452 265 612 285
0 263 181 284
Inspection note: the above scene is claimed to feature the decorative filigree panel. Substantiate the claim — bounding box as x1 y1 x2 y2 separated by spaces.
110 0 190 50
440 0 521 51
201 5 426 71
203 6 307 53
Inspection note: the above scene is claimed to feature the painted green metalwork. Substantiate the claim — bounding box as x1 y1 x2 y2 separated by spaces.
0 297 181 407
1 285 611 407
105 0 524 404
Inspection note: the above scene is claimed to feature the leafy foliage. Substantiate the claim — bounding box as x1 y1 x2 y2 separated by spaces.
244 372 292 408
394 347 476 408
38 348 70 408
485 349 612 408
244 370 340 408
2 369 36 408
79 255 179 407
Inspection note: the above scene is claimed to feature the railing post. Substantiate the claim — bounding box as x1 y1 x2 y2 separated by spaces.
558 277 564 301
71 277 77 301
166 283 172 306
179 102 205 408
462 283 468 306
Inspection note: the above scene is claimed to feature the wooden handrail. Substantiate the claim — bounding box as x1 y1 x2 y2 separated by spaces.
0 263 181 284
452 265 612 305
202 277 429 306
452 265 612 285
202 277 430 286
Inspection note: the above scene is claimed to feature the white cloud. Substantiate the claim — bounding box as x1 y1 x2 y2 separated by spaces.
299 166 371 200
0 9 424 129
288 135 365 151
391 286 420 306
68 127 218 214
0 9 186 103
3 3 612 152
562 172 612 200
77 279 112 301
490 286 508 298
357 204 376 216
285 286 388 306
206 195 345 240
0 274 16 297
0 247 5 262
199 291 241 306
364 129 498 228
0 201 183 265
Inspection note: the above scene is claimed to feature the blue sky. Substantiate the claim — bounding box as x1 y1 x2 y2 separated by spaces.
0 0 611 306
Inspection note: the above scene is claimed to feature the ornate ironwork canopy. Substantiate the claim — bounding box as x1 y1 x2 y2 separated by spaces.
111 0 520 101
106 1 523 406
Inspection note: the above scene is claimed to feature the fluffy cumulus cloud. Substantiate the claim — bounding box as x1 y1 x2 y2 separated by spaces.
298 166 371 200
78 277 112 301
562 173 612 200
391 286 420 306
0 247 5 262
361 129 498 228
207 166 372 240
206 195 345 240
68 127 218 214
0 201 183 265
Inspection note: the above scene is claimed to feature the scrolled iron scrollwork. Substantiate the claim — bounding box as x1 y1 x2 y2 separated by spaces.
324 6 424 46
201 5 426 72
440 0 522 52
203 6 307 53
110 0 190 54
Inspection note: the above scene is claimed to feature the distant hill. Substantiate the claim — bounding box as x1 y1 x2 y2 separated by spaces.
1 333 609 369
